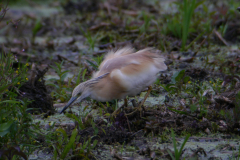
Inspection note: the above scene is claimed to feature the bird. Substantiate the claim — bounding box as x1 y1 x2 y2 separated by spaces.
60 47 167 115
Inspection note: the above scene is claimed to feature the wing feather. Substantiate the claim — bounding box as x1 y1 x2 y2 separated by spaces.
91 47 168 99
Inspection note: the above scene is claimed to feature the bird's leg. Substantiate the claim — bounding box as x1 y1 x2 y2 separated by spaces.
138 86 152 117
126 86 152 116
124 110 132 132
138 86 152 111
111 98 128 117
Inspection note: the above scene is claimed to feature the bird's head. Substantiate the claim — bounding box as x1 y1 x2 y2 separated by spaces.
59 82 90 114
59 72 109 114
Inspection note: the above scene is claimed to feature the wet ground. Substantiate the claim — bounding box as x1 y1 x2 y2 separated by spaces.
1 0 240 159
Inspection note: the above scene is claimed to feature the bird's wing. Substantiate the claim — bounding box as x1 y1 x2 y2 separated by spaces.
93 47 167 92
97 47 166 74
103 46 135 60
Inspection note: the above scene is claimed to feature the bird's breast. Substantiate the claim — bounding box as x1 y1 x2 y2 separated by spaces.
89 76 127 102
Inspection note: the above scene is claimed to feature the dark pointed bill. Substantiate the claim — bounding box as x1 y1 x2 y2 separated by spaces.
60 97 77 114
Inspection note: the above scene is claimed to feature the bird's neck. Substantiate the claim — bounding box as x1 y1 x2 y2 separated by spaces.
83 79 97 89
83 72 109 88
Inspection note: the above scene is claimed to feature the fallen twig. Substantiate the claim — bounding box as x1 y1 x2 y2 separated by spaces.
213 28 229 46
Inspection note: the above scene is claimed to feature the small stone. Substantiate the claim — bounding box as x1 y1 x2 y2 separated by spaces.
202 117 208 122
150 151 156 159
205 128 211 134
219 126 227 132
44 124 50 130
219 120 227 127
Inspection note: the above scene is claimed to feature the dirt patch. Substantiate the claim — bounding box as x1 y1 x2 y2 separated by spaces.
185 68 208 80
17 66 54 114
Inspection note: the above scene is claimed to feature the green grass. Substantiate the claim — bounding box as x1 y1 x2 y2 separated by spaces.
0 52 39 158
181 0 197 50
168 128 190 160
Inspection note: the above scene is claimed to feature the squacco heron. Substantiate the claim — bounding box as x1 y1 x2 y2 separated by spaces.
60 47 167 115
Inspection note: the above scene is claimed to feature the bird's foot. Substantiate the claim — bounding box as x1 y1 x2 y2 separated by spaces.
125 105 143 116
111 98 128 117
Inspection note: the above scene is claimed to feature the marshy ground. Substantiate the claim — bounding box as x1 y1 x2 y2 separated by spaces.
1 0 240 159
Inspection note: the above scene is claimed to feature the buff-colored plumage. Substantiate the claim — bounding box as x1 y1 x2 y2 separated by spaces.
60 47 167 114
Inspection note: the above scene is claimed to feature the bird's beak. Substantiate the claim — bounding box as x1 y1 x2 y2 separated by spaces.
60 96 77 114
